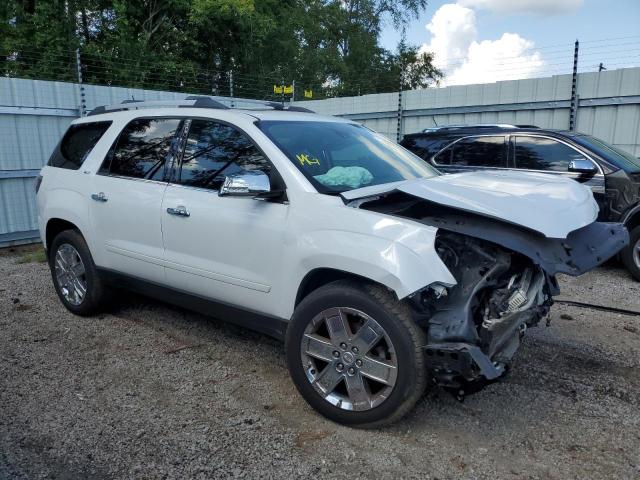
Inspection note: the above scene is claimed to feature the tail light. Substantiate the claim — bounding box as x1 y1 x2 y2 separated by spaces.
35 174 43 194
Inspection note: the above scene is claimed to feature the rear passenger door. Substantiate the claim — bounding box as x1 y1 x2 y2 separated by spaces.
510 135 606 212
433 135 508 174
89 117 183 283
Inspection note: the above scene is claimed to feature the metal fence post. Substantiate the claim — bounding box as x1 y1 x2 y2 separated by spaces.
75 48 86 117
396 70 404 142
229 70 235 108
569 40 579 131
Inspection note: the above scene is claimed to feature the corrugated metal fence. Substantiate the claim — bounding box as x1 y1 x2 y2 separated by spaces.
303 67 640 157
2 67 640 246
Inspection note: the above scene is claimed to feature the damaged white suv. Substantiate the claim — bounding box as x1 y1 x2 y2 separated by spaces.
37 97 628 427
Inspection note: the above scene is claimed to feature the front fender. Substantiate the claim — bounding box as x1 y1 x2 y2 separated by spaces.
286 228 456 315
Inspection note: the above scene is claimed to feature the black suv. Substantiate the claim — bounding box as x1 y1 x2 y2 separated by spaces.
401 124 640 280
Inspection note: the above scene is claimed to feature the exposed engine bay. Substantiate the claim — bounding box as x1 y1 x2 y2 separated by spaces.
415 231 552 396
356 190 629 398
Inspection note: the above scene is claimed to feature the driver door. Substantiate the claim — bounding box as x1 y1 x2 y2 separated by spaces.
161 118 288 313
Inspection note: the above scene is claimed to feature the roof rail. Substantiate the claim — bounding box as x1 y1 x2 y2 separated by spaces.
87 95 315 116
421 123 537 133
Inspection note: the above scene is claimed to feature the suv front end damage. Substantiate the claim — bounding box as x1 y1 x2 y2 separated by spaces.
416 231 554 395
351 181 629 398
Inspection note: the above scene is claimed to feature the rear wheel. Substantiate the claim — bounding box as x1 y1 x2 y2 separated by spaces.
49 229 110 315
285 280 427 428
621 225 640 281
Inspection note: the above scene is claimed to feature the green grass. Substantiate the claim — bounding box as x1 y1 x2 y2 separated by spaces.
15 249 47 264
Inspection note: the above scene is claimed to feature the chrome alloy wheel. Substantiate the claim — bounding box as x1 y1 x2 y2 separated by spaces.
300 307 398 411
54 243 87 306
634 237 640 270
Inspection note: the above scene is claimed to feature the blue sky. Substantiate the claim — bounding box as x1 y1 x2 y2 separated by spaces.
380 0 640 85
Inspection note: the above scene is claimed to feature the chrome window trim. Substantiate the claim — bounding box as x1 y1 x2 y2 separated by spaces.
431 132 605 177
431 133 508 168
95 174 169 186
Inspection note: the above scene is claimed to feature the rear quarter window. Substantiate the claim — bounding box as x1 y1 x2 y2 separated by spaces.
48 121 112 170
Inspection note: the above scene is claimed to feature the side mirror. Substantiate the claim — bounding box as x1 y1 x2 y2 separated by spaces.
219 170 271 197
568 159 597 175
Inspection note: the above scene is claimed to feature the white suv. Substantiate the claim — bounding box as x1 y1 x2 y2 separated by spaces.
37 97 628 427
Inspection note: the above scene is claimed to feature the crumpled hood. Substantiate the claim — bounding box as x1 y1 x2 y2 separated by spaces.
343 170 599 238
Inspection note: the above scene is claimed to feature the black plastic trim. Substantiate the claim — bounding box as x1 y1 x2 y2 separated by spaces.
98 268 288 341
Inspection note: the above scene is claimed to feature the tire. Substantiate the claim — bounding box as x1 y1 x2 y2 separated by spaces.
621 225 640 281
49 229 110 316
285 280 427 428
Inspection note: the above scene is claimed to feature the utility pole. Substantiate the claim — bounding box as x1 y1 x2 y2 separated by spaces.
291 79 295 105
569 40 579 131
598 62 606 72
75 48 86 117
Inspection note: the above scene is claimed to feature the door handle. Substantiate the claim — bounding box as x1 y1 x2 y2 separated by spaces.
166 206 190 217
91 192 108 202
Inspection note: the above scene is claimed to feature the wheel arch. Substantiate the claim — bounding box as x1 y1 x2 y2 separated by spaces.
45 218 83 252
295 268 388 307
624 206 640 231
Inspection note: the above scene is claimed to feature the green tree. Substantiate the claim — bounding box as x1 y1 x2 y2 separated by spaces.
0 0 442 98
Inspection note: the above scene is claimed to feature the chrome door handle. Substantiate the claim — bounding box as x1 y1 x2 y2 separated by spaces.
166 206 190 217
91 192 108 202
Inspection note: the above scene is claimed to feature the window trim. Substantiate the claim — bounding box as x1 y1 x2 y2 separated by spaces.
169 116 286 194
97 116 187 183
510 133 604 176
432 134 508 169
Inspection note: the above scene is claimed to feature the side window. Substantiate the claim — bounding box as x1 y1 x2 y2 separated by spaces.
451 136 506 167
48 121 112 170
102 118 182 180
178 119 271 190
514 136 587 172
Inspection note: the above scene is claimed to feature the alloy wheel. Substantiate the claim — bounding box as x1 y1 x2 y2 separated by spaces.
300 307 398 411
54 243 87 306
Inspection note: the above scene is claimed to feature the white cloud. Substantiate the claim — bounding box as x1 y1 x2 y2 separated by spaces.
458 0 583 15
420 3 545 86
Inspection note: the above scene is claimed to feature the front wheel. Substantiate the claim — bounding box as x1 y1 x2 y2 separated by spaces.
621 225 640 281
285 280 427 428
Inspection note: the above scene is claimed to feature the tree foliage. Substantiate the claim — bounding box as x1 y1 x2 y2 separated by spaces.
1 0 442 99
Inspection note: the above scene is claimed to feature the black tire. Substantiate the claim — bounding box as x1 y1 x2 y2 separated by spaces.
49 229 110 316
621 225 640 281
285 280 427 428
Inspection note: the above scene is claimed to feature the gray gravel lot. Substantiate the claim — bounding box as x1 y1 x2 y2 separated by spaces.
1 246 639 479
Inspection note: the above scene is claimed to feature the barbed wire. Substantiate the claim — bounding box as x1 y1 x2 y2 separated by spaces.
2 34 639 100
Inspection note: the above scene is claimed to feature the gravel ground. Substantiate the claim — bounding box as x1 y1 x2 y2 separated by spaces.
1 247 639 479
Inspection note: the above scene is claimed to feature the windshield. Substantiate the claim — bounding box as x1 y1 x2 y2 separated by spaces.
574 135 640 173
258 120 439 193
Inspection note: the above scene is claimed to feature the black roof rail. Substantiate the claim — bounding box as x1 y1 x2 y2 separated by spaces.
421 123 541 133
87 96 315 116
